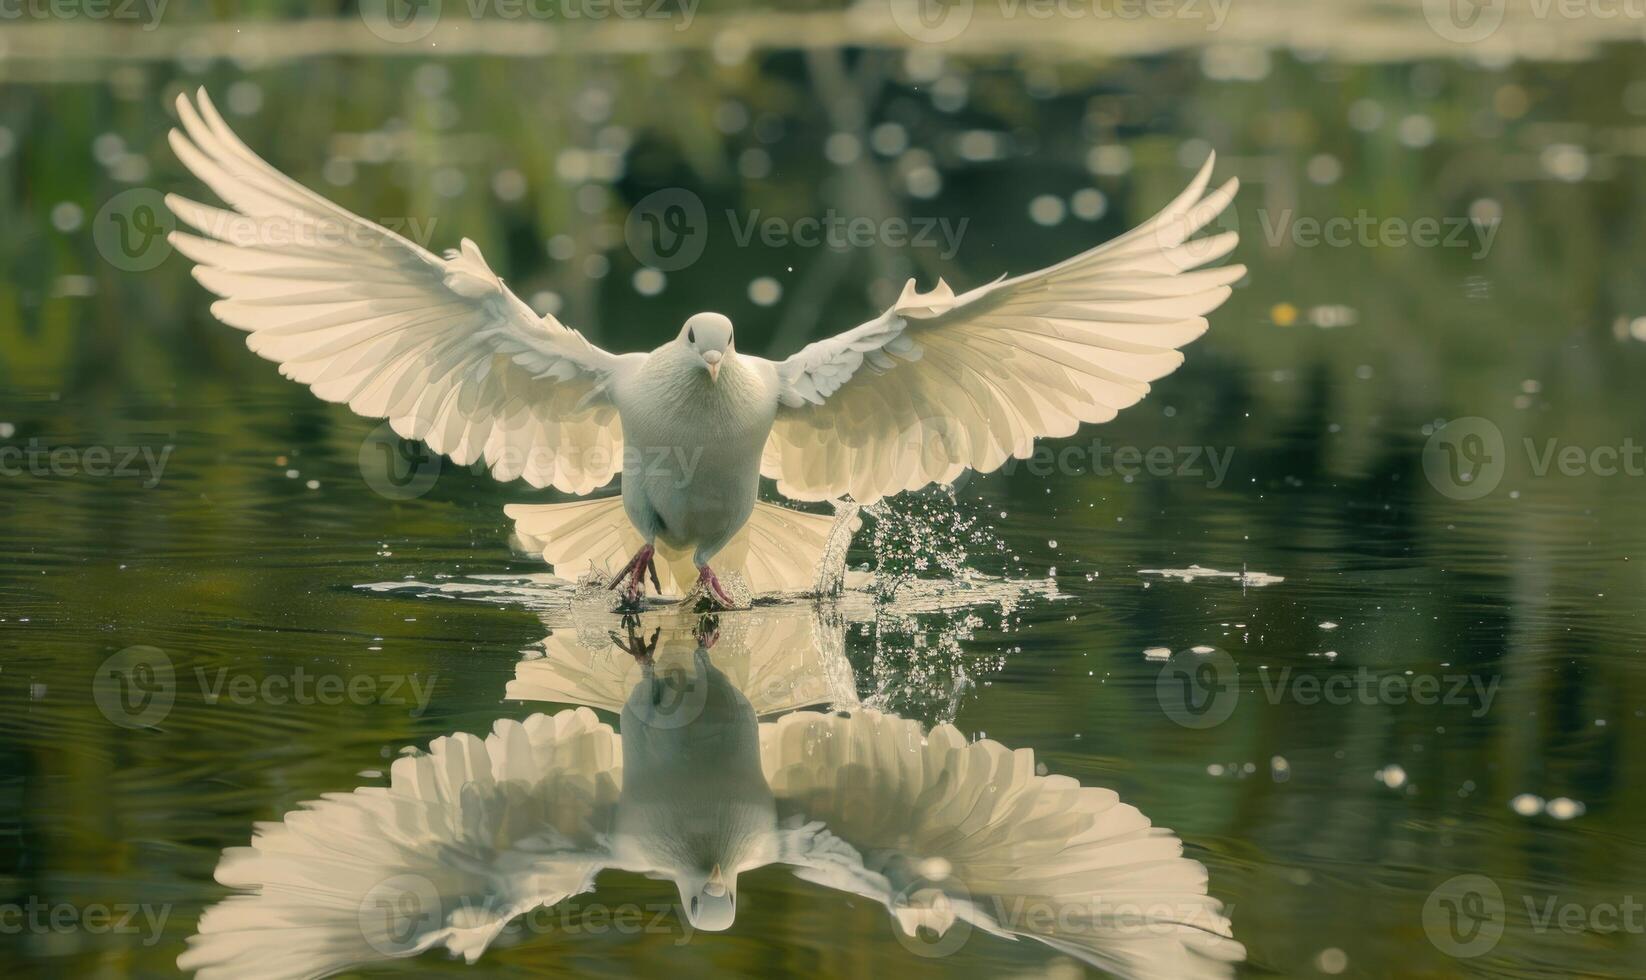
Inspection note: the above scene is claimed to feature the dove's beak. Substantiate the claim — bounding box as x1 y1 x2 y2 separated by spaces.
702 350 722 383
704 864 727 897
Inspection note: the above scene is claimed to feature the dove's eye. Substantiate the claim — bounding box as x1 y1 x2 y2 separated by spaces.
688 328 696 344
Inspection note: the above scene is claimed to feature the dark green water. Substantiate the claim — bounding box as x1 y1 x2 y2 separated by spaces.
3 10 1646 978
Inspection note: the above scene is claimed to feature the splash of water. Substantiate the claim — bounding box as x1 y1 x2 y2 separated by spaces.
863 486 1018 600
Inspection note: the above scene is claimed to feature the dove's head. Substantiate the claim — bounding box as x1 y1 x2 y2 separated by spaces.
680 312 735 383
676 863 738 931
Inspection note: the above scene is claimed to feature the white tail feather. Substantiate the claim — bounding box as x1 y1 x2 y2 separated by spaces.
504 498 853 596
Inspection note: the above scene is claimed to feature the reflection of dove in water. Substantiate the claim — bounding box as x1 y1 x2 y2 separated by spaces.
165 88 1242 604
611 630 776 932
180 621 1242 979
508 609 857 716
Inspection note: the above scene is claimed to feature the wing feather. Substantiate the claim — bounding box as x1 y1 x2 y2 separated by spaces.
756 154 1243 503
763 710 1244 980
177 709 624 979
166 88 636 494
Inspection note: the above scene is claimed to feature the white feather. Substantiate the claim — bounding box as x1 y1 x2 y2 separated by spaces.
165 88 637 494
764 709 1245 979
756 153 1244 504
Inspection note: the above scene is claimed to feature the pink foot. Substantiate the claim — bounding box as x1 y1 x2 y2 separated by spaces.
608 544 659 604
696 566 736 608
610 618 660 662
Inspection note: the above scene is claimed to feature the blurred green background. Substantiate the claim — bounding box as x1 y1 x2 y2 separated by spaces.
3 1 1646 976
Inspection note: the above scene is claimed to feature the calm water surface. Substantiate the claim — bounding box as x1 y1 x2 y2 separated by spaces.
3 8 1646 978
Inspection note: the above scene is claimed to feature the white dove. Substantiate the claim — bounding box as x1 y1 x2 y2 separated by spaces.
178 612 1243 980
165 88 1243 605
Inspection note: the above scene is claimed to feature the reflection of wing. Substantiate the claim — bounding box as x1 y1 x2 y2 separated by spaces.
762 711 1244 980
755 155 1240 503
167 89 637 493
179 709 623 980
735 607 858 716
511 609 858 716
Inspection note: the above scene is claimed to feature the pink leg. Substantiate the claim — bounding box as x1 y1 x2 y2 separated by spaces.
696 565 735 608
610 617 660 663
608 544 659 603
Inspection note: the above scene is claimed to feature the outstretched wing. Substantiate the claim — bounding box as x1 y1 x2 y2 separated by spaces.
166 88 637 494
177 709 624 980
757 155 1242 503
761 710 1244 980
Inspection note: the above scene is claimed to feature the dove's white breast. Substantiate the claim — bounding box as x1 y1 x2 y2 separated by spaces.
612 347 780 556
